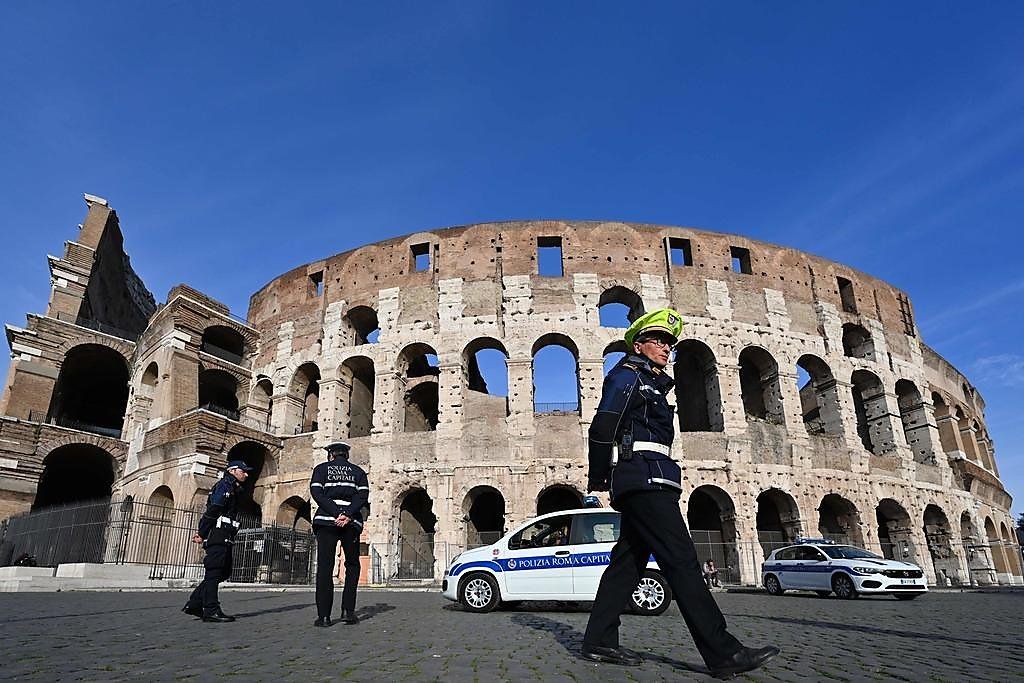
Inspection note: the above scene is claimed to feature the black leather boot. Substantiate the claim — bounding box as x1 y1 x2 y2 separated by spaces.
342 610 359 625
182 603 203 618
314 616 333 627
708 646 780 680
201 609 236 623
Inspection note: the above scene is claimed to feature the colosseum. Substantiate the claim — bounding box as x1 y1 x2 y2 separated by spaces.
1 193 1020 587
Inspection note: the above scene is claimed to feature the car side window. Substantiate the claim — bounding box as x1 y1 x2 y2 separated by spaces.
796 547 825 561
507 515 572 550
570 513 620 545
774 548 795 561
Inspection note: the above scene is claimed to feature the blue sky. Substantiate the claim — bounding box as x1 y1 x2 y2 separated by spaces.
1 3 1022 518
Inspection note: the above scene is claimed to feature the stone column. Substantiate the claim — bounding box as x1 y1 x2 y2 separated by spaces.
716 362 748 436
506 358 536 438
775 369 807 438
578 357 604 424
317 376 345 445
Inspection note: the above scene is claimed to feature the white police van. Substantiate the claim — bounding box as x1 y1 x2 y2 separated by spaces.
441 507 671 615
762 539 928 600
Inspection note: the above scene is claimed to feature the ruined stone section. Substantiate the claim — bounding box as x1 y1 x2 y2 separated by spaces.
1 202 1017 587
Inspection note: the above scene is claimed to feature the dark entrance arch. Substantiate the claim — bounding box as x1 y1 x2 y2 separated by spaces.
536 485 583 516
225 441 269 527
756 488 802 555
397 488 437 579
48 344 129 438
687 486 739 583
464 486 505 548
817 494 863 546
33 443 116 510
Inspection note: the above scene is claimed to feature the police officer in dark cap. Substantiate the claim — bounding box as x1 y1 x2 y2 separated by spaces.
582 309 780 678
182 459 253 623
310 441 369 627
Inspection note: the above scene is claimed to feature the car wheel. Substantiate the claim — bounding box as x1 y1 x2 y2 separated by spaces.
763 574 784 596
630 571 672 616
893 593 921 601
832 573 857 600
815 591 832 598
459 573 500 613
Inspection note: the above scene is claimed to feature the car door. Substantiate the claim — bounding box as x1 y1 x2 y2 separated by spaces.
501 514 575 597
568 512 621 597
801 546 832 589
769 547 797 587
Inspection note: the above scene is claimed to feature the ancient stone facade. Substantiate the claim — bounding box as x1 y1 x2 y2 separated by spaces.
2 196 1020 586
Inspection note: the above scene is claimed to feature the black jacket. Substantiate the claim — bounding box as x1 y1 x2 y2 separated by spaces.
197 474 242 545
588 354 681 507
310 457 370 530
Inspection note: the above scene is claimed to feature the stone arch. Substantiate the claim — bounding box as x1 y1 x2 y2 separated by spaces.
673 339 724 432
1000 521 1023 580
985 517 1010 582
345 305 380 345
817 493 864 545
955 407 979 463
339 355 376 437
796 354 842 436
397 343 439 432
536 484 584 515
738 346 784 425
876 498 916 562
923 504 961 586
276 495 312 531
687 485 739 583
602 340 628 376
141 362 159 389
756 488 803 555
895 379 935 463
200 325 246 364
198 367 240 419
287 362 321 434
842 323 874 360
250 376 274 432
55 335 133 363
32 443 117 510
394 487 437 579
226 440 271 526
47 343 130 438
531 333 580 414
597 286 645 327
463 485 505 548
462 338 509 420
851 369 894 455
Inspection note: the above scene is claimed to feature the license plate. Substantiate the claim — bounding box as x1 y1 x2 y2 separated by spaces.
900 579 916 585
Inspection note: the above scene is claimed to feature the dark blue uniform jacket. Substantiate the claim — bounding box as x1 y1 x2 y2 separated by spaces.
198 474 242 545
588 354 681 508
310 458 370 530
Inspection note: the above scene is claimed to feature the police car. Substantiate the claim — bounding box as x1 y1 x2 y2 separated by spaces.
441 507 671 615
761 539 928 600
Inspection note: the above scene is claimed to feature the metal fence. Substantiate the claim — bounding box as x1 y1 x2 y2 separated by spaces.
0 498 314 584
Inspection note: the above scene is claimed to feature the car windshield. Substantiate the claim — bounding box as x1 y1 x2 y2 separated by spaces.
820 545 883 560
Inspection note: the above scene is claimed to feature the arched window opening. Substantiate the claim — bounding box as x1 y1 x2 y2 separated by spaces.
47 344 129 438
532 334 580 414
198 368 240 420
923 504 961 586
602 341 627 377
536 485 583 516
464 486 505 548
756 489 802 556
597 286 644 328
895 379 934 463
142 486 176 568
398 344 439 432
817 493 863 546
340 356 375 438
251 377 274 432
1000 522 1023 579
404 383 439 432
397 489 437 579
985 517 1010 581
141 362 159 388
346 306 380 345
842 323 874 360
288 363 321 434
796 355 842 436
687 486 739 585
851 370 893 455
33 444 116 510
673 340 724 432
276 496 312 531
876 498 916 562
226 441 270 528
738 347 783 424
463 338 509 420
201 325 245 365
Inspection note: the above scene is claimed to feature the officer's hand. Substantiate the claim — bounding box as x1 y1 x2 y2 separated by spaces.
191 533 203 544
336 514 349 527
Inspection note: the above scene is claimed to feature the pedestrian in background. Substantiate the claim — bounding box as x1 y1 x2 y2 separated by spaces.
182 460 253 623
310 441 369 627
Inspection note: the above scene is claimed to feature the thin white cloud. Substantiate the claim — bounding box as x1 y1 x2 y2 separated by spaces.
973 354 1024 387
919 279 1024 333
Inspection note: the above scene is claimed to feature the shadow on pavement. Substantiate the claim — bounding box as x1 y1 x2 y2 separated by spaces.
234 602 313 618
734 613 1017 648
355 602 395 622
510 613 708 675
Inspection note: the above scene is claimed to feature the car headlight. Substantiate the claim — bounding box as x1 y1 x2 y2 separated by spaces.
852 566 881 575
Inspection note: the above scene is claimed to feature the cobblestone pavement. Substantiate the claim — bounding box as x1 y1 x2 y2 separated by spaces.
1 589 1022 682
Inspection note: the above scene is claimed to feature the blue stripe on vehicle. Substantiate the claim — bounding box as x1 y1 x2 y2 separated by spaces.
451 552 662 576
